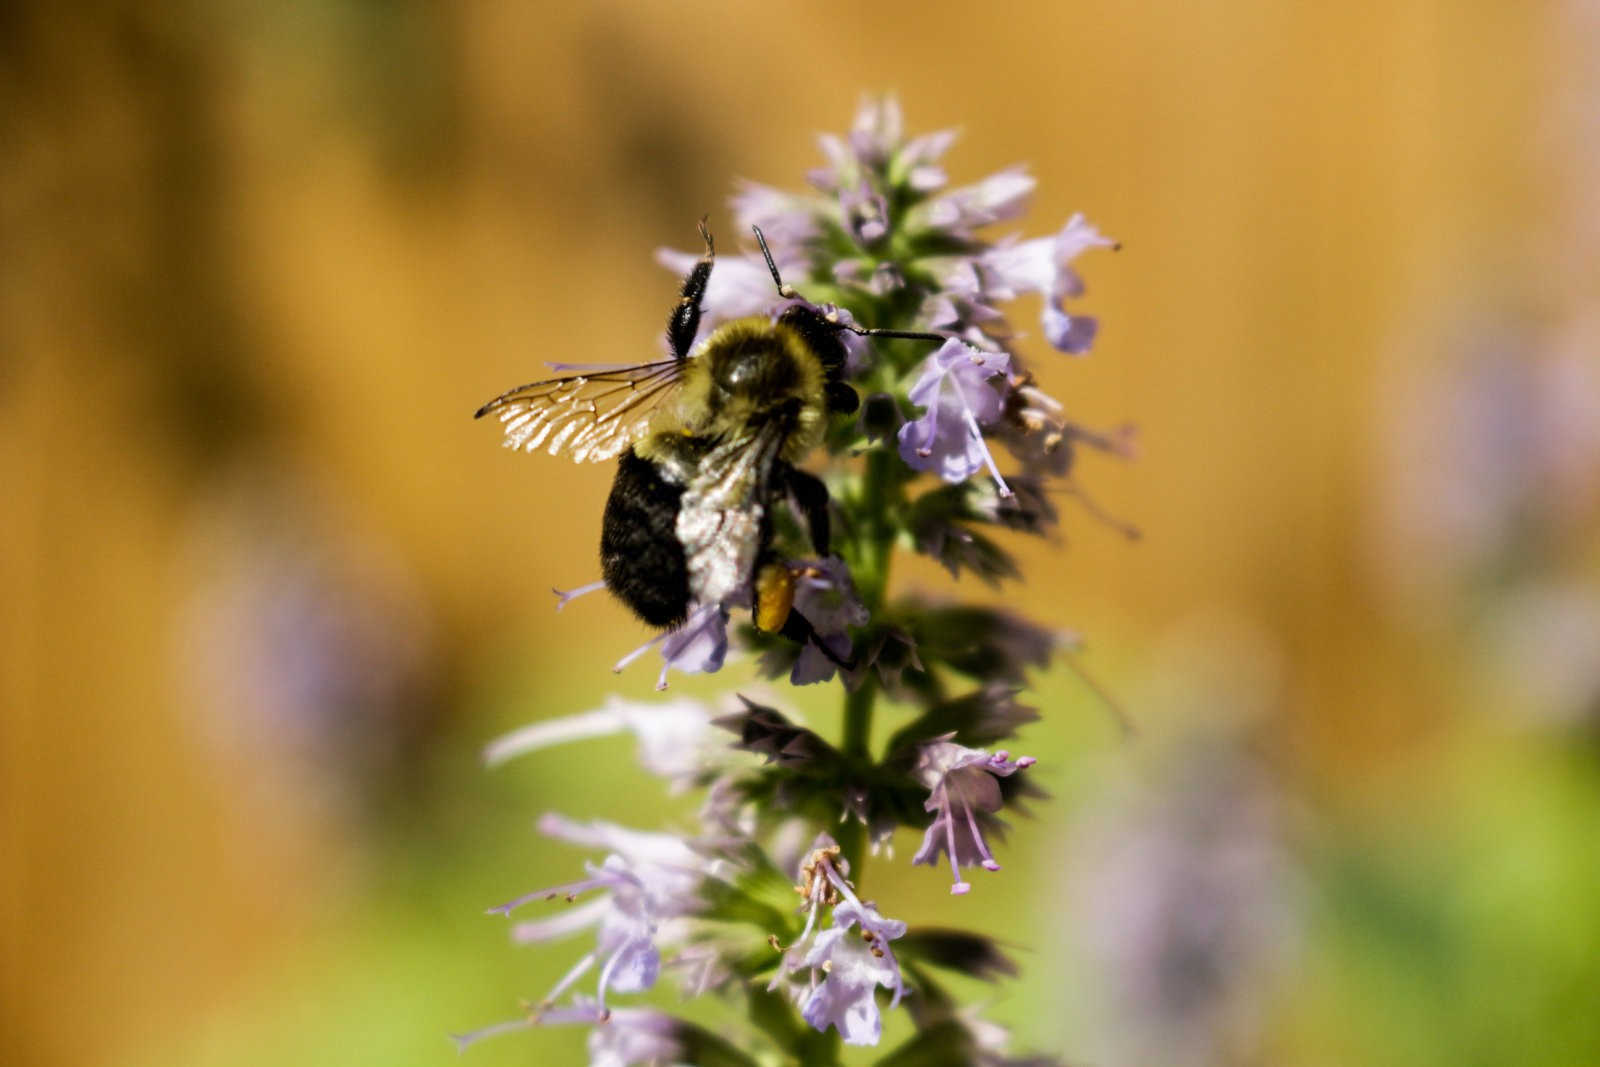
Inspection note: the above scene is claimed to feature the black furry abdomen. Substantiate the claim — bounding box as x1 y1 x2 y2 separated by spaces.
601 449 690 628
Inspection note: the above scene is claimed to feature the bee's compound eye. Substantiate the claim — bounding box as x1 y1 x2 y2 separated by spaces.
714 351 764 394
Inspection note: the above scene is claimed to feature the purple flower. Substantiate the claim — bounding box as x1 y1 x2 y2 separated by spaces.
451 998 688 1062
984 214 1116 354
911 738 1035 894
776 838 908 1046
907 166 1036 236
175 481 435 809
612 603 730 690
582 1006 687 1066
788 559 869 685
810 97 903 192
847 95 903 169
483 695 721 793
840 177 890 247
897 339 1014 494
656 238 874 378
1067 721 1300 1067
653 247 789 350
731 178 820 247
892 126 958 192
486 816 711 1016
658 603 729 684
797 899 908 1046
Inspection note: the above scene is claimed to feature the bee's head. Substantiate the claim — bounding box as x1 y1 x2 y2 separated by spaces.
706 331 810 407
685 318 832 459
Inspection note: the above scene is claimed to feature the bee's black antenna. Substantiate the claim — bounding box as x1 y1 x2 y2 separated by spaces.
834 321 958 345
752 224 956 347
751 225 797 299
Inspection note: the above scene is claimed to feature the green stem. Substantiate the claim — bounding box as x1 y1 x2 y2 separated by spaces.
835 681 876 883
841 678 877 760
853 448 896 611
836 443 899 884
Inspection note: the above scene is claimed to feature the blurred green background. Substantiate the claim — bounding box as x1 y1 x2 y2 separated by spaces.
4 2 1598 1065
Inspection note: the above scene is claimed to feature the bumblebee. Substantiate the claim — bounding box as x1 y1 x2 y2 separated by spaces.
475 222 945 648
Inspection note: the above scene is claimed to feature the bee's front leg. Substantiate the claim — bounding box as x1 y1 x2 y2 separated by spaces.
666 219 716 361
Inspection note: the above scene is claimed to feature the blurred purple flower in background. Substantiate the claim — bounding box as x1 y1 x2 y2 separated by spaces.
176 471 437 824
1061 621 1301 1067
1367 2 1600 727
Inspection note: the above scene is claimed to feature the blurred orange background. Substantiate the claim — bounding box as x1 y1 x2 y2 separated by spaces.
5 2 1597 1065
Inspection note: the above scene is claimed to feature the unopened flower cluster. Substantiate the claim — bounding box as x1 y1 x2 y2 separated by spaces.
461 100 1124 1064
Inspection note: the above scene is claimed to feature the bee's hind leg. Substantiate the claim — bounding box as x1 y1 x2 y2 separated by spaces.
753 559 857 673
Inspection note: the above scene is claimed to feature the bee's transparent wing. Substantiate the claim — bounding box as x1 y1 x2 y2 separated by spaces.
474 357 684 463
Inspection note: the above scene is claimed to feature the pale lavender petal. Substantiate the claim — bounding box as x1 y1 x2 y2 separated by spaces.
483 706 632 767
840 178 889 247
656 604 729 688
536 814 703 872
510 896 610 944
1043 306 1100 354
911 739 1035 893
552 580 607 612
801 977 882 1046
586 1007 684 1065
599 936 660 997
654 248 784 341
449 1016 535 1052
909 166 1035 234
898 341 1014 487
731 179 820 246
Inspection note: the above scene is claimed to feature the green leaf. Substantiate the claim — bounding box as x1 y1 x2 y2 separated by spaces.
715 697 843 772
873 1020 982 1067
744 983 810 1051
897 928 1019 982
674 1018 769 1067
883 685 1040 753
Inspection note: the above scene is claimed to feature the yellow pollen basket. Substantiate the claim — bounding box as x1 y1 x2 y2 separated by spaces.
754 562 796 633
